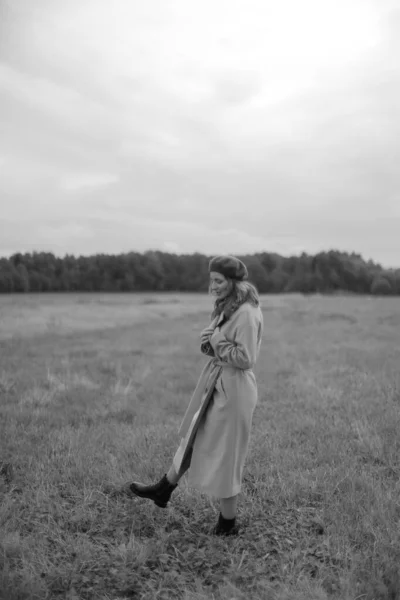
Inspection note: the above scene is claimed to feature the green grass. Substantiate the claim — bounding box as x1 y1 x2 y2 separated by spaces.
1 292 400 599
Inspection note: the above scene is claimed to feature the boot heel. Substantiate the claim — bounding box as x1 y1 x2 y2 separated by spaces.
154 498 168 508
129 474 177 508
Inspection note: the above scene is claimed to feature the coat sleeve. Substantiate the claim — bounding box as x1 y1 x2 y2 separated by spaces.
210 309 259 369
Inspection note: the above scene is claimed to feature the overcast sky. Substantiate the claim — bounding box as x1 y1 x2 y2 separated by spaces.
1 0 399 267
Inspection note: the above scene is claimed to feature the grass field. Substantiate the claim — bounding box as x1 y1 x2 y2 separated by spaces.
1 292 400 600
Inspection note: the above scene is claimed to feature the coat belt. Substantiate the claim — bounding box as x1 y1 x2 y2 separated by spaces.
211 358 253 372
212 359 228 368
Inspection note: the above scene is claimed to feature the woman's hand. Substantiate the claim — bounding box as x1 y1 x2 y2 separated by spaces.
200 325 216 346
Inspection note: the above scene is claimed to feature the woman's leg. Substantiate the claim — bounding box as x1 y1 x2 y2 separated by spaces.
166 465 181 485
212 494 239 535
220 494 238 519
167 447 193 485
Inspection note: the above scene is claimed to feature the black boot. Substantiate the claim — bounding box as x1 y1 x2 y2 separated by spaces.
212 512 239 536
129 474 177 508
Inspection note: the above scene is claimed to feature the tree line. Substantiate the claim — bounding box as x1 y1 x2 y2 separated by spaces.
0 250 399 295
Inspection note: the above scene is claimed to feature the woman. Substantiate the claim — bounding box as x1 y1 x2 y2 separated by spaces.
129 255 264 536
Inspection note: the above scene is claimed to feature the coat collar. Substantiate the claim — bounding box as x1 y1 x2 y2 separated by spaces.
217 312 225 326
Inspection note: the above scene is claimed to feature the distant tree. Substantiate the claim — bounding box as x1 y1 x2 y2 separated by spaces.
393 270 400 294
37 273 52 292
284 272 322 294
0 248 399 295
283 255 299 276
382 270 398 295
15 264 30 292
186 253 209 291
257 252 279 274
120 273 136 291
269 267 289 293
144 250 167 291
0 259 14 292
370 276 393 295
238 255 268 292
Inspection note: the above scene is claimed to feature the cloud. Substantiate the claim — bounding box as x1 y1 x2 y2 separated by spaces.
0 63 112 133
0 154 62 195
0 0 400 267
0 211 280 258
163 241 181 253
60 173 119 192
38 222 94 243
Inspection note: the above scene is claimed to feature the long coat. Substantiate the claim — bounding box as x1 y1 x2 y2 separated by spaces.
172 301 264 498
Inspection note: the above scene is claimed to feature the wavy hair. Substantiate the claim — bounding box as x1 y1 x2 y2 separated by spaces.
210 279 260 320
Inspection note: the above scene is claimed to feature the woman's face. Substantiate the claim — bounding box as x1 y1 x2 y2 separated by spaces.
209 271 232 299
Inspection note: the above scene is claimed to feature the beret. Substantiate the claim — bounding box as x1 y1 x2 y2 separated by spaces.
208 255 248 281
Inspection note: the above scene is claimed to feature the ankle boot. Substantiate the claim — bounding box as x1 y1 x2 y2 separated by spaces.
212 512 239 536
129 474 177 508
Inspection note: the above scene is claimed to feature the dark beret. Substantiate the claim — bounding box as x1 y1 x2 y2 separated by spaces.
208 255 248 281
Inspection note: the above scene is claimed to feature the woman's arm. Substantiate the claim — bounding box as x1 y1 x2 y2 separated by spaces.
209 309 259 369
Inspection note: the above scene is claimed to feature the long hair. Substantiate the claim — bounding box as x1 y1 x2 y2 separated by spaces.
210 280 260 320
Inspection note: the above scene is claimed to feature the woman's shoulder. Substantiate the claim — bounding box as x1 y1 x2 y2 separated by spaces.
235 301 262 319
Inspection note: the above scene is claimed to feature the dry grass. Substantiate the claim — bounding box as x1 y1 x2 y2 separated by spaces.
1 292 400 600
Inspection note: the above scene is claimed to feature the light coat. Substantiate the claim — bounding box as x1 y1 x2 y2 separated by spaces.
173 301 264 498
